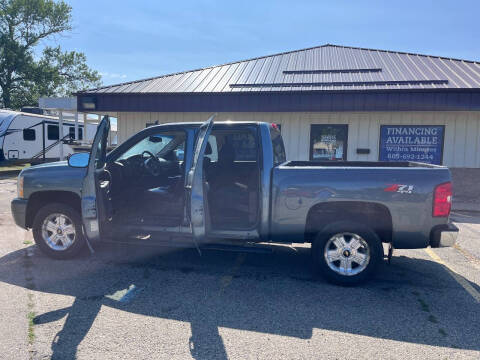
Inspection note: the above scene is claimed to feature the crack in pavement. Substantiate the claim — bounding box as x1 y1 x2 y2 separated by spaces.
23 243 37 360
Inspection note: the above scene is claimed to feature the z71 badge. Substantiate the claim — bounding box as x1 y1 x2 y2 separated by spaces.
384 184 414 194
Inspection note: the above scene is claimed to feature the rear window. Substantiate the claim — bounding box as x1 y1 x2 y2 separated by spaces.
270 126 286 165
230 132 257 161
208 129 258 162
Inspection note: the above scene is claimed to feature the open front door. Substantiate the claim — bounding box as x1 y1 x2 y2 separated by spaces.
186 114 215 244
81 115 110 242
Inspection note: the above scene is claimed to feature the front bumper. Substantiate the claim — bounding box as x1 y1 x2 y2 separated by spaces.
430 223 459 248
11 198 28 229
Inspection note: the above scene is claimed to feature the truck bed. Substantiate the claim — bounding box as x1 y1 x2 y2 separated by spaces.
283 161 442 168
271 159 452 249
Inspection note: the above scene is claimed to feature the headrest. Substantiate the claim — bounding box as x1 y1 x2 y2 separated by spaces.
205 142 212 155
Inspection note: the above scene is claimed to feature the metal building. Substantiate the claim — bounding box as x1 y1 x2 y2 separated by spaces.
76 44 480 207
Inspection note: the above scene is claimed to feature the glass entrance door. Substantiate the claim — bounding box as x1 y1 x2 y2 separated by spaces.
309 124 348 161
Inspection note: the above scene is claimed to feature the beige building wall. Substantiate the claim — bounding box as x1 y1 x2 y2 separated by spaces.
116 111 480 168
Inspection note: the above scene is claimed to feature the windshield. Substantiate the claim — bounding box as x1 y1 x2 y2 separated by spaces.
117 134 175 160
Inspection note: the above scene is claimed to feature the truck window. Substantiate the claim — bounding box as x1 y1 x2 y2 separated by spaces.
47 125 59 140
205 136 218 162
270 126 286 165
116 131 186 161
230 131 257 161
208 129 258 162
23 129 35 141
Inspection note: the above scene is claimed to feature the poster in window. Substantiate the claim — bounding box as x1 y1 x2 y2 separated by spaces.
310 125 348 161
379 125 444 165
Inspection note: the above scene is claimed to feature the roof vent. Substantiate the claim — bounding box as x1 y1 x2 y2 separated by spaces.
283 68 382 74
230 79 449 88
21 106 44 115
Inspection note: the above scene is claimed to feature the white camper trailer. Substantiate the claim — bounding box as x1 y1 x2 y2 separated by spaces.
0 109 97 162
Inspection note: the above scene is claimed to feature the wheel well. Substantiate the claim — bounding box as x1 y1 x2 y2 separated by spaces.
26 191 81 228
305 201 393 243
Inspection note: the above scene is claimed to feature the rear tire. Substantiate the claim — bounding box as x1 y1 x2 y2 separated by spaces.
312 221 383 286
32 203 86 259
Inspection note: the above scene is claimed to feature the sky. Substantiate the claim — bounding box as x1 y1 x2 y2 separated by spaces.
47 0 480 87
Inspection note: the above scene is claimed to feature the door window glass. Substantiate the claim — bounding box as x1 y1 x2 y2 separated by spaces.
310 125 348 161
93 119 110 169
205 136 218 162
95 138 105 169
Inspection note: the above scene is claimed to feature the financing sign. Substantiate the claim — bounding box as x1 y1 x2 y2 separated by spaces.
379 125 444 165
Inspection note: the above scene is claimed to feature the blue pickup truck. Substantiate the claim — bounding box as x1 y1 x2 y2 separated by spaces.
11 115 458 285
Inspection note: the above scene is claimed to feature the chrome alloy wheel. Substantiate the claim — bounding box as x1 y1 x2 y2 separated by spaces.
324 232 370 276
41 213 76 251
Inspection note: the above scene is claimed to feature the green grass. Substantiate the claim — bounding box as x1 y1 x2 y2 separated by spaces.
0 162 30 173
26 311 35 344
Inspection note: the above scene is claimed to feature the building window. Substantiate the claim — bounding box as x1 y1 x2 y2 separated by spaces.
47 125 59 140
68 126 83 140
379 125 445 165
310 124 348 161
23 129 36 141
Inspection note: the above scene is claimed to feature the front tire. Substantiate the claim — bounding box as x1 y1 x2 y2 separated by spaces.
312 221 383 285
32 203 86 259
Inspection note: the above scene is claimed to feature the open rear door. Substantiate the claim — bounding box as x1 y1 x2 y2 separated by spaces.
81 115 110 242
185 114 215 245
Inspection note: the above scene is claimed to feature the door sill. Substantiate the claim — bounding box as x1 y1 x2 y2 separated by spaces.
208 228 260 241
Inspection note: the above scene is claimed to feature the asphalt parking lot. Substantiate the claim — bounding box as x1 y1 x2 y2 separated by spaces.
0 176 479 360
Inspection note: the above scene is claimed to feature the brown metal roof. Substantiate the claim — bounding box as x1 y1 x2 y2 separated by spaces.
80 44 480 94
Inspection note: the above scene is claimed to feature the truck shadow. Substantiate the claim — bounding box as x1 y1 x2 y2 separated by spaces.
0 243 479 359
451 211 480 224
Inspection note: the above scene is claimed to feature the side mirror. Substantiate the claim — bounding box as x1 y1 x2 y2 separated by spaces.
68 152 90 168
174 149 184 161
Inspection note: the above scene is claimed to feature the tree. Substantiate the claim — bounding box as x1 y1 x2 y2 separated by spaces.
0 0 101 109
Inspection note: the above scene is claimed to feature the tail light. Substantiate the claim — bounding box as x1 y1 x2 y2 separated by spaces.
433 182 452 217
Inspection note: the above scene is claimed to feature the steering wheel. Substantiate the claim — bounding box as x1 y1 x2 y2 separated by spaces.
141 150 156 160
141 150 162 176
